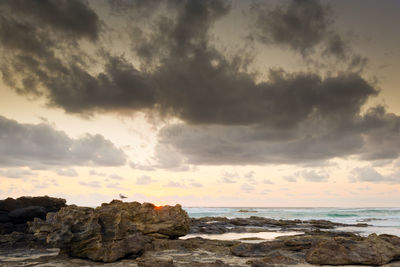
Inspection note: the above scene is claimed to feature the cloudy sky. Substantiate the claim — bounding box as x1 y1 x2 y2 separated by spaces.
0 0 399 207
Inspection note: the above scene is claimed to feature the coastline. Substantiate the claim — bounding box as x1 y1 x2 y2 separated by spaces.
1 197 400 266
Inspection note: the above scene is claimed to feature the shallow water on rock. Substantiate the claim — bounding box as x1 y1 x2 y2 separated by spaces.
180 231 302 243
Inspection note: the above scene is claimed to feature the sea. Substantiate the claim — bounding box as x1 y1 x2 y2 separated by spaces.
182 207 400 240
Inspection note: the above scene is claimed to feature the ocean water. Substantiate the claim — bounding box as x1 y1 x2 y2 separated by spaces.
183 207 400 237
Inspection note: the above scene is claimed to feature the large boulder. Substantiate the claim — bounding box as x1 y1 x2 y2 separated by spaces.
0 196 66 234
29 200 190 262
306 233 400 265
8 206 47 223
0 196 66 212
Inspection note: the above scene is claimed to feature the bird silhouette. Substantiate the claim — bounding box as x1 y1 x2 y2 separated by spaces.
119 194 127 200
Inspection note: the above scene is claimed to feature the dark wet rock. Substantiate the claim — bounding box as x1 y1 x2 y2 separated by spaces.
357 217 387 222
247 251 301 266
231 231 364 257
0 196 66 212
149 237 239 254
29 200 190 262
0 231 47 249
306 233 400 265
137 258 175 267
0 211 9 223
188 260 232 267
190 216 368 235
238 210 257 213
0 196 66 234
0 222 14 235
8 206 47 223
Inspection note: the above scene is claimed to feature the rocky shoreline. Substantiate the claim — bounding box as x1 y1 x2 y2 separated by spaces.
1 196 400 266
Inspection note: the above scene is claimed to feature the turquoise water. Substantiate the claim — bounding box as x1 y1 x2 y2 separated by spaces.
183 207 400 236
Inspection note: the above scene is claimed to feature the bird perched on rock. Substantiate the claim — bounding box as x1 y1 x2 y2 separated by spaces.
119 194 127 200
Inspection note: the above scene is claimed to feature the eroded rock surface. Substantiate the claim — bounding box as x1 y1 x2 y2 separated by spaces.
190 216 368 234
306 233 400 265
29 200 190 262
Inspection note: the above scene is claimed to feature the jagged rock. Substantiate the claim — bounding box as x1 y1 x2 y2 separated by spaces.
306 233 400 265
29 200 190 262
0 196 66 234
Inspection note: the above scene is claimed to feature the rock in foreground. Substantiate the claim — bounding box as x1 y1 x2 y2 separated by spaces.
306 233 400 265
29 200 190 262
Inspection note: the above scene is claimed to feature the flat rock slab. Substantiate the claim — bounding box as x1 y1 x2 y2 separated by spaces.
2 248 400 267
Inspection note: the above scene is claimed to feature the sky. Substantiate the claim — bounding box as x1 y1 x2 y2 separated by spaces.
0 0 399 207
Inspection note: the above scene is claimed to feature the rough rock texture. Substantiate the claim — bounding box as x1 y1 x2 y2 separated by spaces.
247 250 299 266
0 231 46 249
0 196 66 234
29 200 190 262
230 231 348 257
137 258 175 267
190 216 368 234
306 233 400 265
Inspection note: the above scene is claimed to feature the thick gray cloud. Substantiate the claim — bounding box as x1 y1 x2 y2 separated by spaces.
0 0 377 126
254 0 351 59
0 0 398 169
155 105 400 165
0 0 100 40
255 0 332 55
0 116 126 168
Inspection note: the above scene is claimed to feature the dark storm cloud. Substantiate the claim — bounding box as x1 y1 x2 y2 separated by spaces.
254 0 358 61
255 0 332 55
155 105 400 166
0 0 100 40
359 106 400 161
0 0 399 169
0 0 375 125
0 116 126 168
